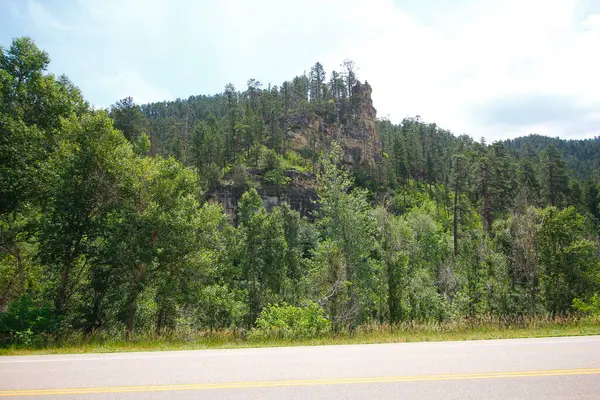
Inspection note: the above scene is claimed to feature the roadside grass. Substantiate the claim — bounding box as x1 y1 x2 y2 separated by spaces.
1 316 599 356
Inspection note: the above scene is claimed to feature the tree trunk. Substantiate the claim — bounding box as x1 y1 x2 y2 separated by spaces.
548 163 555 206
529 271 537 317
155 287 176 335
453 165 460 256
387 261 399 324
87 292 104 333
125 293 138 341
156 303 166 335
125 264 144 340
56 255 72 315
0 274 16 311
482 164 490 235
248 270 261 327
14 246 25 293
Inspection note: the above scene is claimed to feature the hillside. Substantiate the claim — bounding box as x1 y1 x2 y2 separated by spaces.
503 134 600 180
113 67 600 216
1 37 600 346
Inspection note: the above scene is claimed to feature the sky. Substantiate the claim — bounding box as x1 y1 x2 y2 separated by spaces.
2 0 600 141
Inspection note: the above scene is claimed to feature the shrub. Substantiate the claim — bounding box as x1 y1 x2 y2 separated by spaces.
202 162 223 191
284 151 310 172
264 168 291 187
195 285 248 331
261 148 282 171
0 295 60 346
573 294 600 315
232 163 250 188
249 302 330 339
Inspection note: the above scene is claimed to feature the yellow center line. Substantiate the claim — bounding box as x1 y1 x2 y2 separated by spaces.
1 368 599 397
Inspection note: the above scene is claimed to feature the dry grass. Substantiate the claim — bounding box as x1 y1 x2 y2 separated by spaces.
1 316 599 356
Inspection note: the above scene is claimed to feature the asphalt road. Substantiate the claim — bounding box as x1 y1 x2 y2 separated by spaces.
1 336 599 399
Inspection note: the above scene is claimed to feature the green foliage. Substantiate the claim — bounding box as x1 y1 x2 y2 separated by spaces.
573 295 600 315
194 285 248 330
133 132 151 155
0 37 86 215
250 302 330 339
505 134 600 181
38 112 135 317
232 163 250 188
2 36 600 348
283 150 311 172
191 116 225 171
109 97 147 143
0 295 59 345
376 208 410 323
261 148 282 171
273 203 305 304
540 145 569 207
237 188 289 324
315 143 381 328
264 168 291 187
538 207 599 315
102 156 207 335
201 162 223 192
492 208 541 316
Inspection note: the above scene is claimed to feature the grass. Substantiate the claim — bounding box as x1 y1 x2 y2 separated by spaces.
1 316 599 356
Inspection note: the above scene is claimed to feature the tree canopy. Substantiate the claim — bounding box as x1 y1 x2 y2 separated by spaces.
1 37 599 346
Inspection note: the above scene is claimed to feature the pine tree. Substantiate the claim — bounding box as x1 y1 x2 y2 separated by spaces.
540 145 569 207
309 62 326 103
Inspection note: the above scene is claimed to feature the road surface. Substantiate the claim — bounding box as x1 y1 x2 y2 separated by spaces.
1 336 599 399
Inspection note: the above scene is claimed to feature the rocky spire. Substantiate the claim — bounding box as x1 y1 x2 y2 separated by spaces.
340 80 381 169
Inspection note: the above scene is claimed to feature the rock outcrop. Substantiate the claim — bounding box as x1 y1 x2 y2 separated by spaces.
287 80 381 169
207 170 319 224
342 81 381 168
210 81 381 220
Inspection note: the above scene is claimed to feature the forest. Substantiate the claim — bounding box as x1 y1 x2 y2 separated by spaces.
1 37 599 346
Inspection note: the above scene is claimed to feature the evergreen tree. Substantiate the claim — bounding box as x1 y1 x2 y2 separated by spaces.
540 145 569 207
2 36 600 345
309 62 326 103
109 97 147 143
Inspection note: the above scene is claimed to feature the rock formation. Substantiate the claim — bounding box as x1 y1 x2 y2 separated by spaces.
286 80 381 169
342 81 381 168
211 80 381 221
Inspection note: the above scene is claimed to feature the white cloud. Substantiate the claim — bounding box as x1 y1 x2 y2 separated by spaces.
99 67 172 105
343 0 600 140
75 0 169 49
583 13 600 29
8 0 600 140
26 0 70 30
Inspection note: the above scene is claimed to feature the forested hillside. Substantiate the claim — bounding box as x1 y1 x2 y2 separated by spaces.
503 134 600 180
1 37 599 346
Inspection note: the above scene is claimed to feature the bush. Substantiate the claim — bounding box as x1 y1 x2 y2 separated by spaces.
195 285 248 331
249 302 330 339
0 295 60 346
261 148 282 171
232 163 250 188
264 168 291 187
573 294 600 315
284 150 310 172
202 162 223 192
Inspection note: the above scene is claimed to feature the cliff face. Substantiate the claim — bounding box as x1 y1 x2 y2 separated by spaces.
212 81 381 221
207 173 318 224
342 81 381 168
288 80 381 169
